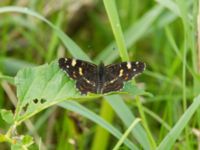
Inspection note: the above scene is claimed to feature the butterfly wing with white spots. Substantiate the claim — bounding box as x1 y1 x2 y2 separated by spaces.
102 61 145 93
58 58 98 94
59 58 146 94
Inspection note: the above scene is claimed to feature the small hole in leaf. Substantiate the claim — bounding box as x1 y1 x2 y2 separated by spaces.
40 99 46 104
33 99 38 104
23 103 29 111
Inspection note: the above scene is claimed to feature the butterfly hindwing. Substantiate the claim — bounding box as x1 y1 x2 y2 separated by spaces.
102 79 124 93
102 61 145 93
59 58 98 94
76 78 97 94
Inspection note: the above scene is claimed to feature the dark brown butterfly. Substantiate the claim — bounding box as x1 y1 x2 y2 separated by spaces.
58 58 145 95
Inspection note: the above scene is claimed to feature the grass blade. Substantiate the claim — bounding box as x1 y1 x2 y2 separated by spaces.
94 5 163 64
113 118 141 150
156 0 181 16
0 6 90 61
103 0 128 61
157 94 200 150
105 95 151 149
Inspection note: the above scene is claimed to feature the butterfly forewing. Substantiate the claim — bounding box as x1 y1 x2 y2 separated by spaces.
102 61 145 93
59 58 98 94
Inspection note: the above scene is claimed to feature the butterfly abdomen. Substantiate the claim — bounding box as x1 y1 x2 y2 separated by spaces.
97 62 105 93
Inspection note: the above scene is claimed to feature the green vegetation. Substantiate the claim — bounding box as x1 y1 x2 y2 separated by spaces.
0 0 200 150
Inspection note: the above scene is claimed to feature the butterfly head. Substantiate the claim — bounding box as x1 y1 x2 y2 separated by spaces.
98 61 105 67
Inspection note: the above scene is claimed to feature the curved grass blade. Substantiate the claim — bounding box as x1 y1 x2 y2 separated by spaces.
0 6 90 61
113 118 141 150
105 95 151 149
94 5 164 64
157 95 200 150
0 57 34 76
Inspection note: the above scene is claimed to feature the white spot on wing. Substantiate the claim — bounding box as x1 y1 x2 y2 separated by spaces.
127 62 131 69
79 67 83 75
136 61 139 65
110 79 115 83
110 78 118 84
72 59 76 66
83 77 90 83
119 69 124 77
133 68 136 72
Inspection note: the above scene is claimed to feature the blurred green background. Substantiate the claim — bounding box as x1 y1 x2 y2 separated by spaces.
0 0 200 150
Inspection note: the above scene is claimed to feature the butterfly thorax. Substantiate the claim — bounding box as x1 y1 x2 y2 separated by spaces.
97 62 105 93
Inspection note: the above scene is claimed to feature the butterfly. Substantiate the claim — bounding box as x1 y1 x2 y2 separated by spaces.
58 58 146 95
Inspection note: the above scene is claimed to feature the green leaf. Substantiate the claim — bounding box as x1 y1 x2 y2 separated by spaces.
22 135 33 146
14 60 80 124
11 143 22 150
0 109 14 124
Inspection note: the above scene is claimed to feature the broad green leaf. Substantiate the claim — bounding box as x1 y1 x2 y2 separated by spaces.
22 135 33 146
14 61 80 124
0 109 14 124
